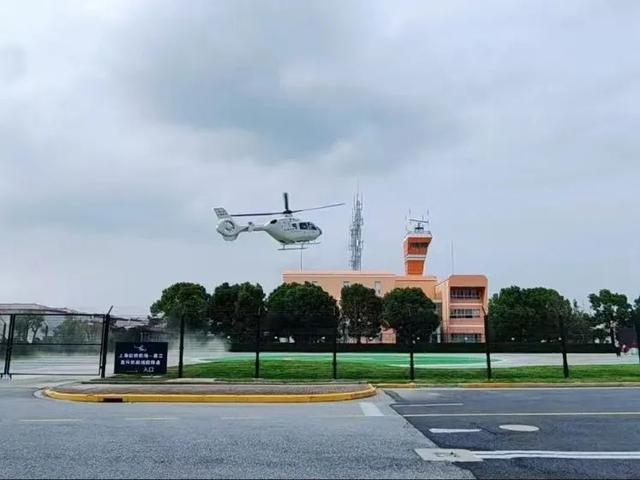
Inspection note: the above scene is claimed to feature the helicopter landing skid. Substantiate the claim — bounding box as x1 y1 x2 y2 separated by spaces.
278 242 320 251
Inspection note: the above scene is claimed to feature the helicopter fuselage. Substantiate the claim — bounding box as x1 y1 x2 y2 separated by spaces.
260 216 322 244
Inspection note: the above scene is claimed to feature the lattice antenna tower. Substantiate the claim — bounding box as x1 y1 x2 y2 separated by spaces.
348 192 364 270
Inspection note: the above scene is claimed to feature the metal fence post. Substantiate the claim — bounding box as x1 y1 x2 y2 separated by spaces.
100 311 112 379
3 314 16 378
409 334 415 382
634 317 640 366
332 327 338 380
559 313 569 378
482 307 492 380
178 312 185 379
254 311 261 379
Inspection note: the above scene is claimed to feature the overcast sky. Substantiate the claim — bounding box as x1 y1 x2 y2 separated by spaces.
1 0 638 315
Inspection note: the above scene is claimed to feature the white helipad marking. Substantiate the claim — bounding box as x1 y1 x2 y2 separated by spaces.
402 411 640 417
475 451 640 460
499 424 539 432
360 402 384 417
429 428 481 433
395 403 464 407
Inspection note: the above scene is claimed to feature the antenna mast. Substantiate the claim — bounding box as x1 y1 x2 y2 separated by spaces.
348 192 364 270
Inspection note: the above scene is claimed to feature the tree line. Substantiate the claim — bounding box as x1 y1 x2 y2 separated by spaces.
490 287 640 348
150 281 640 347
149 281 439 343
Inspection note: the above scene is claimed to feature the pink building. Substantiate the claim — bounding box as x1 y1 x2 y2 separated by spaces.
282 225 488 343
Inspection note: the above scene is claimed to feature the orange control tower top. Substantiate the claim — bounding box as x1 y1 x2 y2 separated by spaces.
403 217 432 276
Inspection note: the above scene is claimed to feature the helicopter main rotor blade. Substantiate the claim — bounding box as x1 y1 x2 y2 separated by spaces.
289 202 345 213
229 211 283 217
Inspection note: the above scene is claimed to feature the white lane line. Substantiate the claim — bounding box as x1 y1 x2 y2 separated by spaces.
359 402 385 417
395 403 464 407
19 418 83 423
403 411 640 418
124 417 177 421
475 451 640 460
429 428 482 433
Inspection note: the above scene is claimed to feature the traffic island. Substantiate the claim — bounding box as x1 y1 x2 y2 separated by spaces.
43 382 377 403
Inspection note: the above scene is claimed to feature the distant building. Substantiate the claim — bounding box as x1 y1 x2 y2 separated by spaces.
283 222 488 343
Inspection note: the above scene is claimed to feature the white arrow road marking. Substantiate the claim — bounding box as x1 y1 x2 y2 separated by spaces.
416 449 640 462
359 402 384 417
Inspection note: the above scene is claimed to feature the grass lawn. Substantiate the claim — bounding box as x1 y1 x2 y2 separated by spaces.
170 359 640 384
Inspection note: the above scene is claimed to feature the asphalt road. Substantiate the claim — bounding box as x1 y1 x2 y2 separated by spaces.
0 378 469 479
389 387 640 479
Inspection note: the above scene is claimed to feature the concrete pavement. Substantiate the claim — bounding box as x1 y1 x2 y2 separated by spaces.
0 379 470 479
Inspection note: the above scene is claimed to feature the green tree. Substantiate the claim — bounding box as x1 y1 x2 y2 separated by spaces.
632 296 640 345
340 284 383 343
266 282 339 338
588 289 632 351
53 316 89 343
489 286 572 342
14 314 45 343
209 282 265 339
150 282 210 332
566 300 594 342
209 282 240 335
382 287 439 344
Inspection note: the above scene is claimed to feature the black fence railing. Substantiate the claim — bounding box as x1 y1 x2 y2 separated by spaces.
1 313 108 378
3 311 637 381
159 314 638 382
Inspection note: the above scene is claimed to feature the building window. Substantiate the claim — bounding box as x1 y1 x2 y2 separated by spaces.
450 288 481 299
450 334 481 343
374 281 382 296
450 308 481 319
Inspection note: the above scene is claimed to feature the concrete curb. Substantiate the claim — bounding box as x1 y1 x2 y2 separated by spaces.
43 385 377 404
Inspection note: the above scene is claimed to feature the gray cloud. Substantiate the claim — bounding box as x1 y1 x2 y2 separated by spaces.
0 0 638 312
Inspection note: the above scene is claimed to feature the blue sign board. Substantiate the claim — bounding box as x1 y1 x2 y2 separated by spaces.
114 342 168 375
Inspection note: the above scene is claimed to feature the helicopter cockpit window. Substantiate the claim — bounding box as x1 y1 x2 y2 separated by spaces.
299 223 308 230
309 223 317 230
270 219 277 224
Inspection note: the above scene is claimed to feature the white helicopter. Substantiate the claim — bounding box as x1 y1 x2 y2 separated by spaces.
214 193 344 250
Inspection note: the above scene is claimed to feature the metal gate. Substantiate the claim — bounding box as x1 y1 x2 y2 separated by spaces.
1 313 110 378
